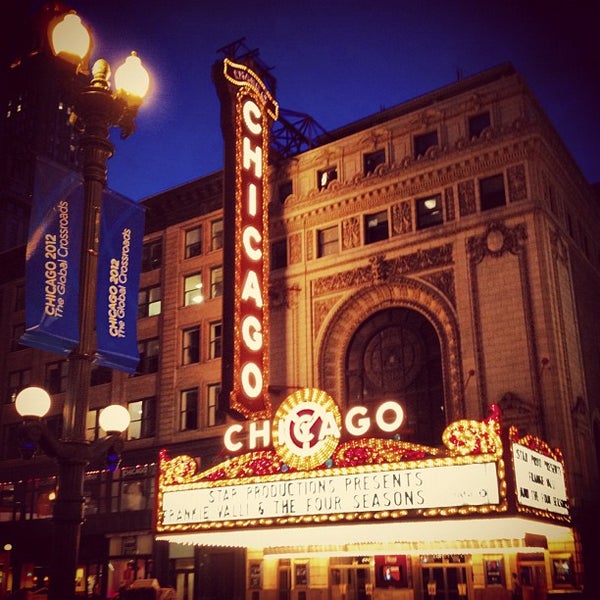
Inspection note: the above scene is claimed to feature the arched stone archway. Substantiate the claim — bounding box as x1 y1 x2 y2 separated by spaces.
316 278 464 424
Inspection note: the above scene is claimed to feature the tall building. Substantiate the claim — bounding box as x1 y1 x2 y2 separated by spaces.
0 1 83 252
1 61 598 600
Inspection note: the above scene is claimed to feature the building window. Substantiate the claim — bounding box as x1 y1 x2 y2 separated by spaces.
141 239 162 272
6 368 31 404
317 167 337 190
480 174 506 211
184 273 204 306
127 397 156 440
138 285 161 318
363 149 385 174
468 111 491 138
317 225 339 257
45 360 68 394
211 219 224 251
271 239 287 270
364 210 389 245
86 408 101 441
90 365 112 386
414 130 438 158
207 383 221 427
182 326 200 365
14 284 25 311
210 265 223 299
184 225 202 258
278 180 293 203
209 321 222 359
416 194 443 229
11 323 25 351
180 388 199 431
136 338 159 374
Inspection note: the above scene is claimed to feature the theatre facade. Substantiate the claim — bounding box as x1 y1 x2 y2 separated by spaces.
148 57 593 600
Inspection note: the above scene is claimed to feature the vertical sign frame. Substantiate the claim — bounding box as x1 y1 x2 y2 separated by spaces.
213 57 278 420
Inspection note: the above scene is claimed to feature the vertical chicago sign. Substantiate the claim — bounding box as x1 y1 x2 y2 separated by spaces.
213 57 278 420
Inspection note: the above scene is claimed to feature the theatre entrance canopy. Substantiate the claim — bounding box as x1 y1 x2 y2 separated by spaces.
155 389 573 552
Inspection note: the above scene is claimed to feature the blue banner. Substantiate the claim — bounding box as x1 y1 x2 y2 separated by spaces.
94 190 145 373
21 158 83 355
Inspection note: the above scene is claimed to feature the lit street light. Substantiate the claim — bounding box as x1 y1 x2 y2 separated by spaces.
15 9 150 600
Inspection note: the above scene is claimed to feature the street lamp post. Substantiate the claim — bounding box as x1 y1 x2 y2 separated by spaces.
16 10 150 600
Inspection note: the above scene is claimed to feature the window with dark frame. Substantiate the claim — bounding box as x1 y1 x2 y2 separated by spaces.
207 383 221 427
180 388 199 431
414 130 438 158
211 219 224 251
86 408 102 441
14 284 25 311
90 365 112 386
416 194 443 230
317 166 337 190
209 321 222 359
7 368 30 404
364 210 389 245
271 239 287 270
184 273 204 306
468 111 491 138
480 174 506 211
210 265 223 298
11 323 25 352
317 225 339 257
363 149 386 174
136 338 159 375
141 239 162 272
413 129 439 158
278 180 293 203
45 360 68 394
138 285 161 318
182 326 200 365
184 225 202 259
127 397 156 440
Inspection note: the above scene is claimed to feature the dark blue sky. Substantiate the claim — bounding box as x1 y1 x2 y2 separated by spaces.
68 0 599 200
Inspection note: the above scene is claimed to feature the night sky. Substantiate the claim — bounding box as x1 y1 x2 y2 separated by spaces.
66 0 599 201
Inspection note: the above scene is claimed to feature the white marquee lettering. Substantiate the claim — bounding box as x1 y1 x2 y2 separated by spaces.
242 226 262 261
242 99 262 135
243 137 262 178
249 419 270 449
241 270 263 308
247 183 258 217
345 406 370 436
241 315 263 352
241 362 263 399
376 401 405 432
224 423 244 452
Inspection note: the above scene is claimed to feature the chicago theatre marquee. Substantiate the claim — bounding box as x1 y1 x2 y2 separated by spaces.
153 57 580 600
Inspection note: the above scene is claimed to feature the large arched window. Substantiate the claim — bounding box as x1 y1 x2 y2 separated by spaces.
345 307 445 446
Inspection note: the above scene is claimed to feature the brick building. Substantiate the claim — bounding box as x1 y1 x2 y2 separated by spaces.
1 62 599 600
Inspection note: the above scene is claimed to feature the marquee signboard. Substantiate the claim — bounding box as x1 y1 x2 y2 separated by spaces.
213 57 278 420
157 394 571 534
510 432 569 518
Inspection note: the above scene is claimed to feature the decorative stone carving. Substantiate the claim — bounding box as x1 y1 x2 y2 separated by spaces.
422 269 456 306
341 216 360 250
507 163 527 202
369 255 390 283
458 180 476 216
468 221 527 264
289 232 302 264
391 201 412 235
444 186 455 222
